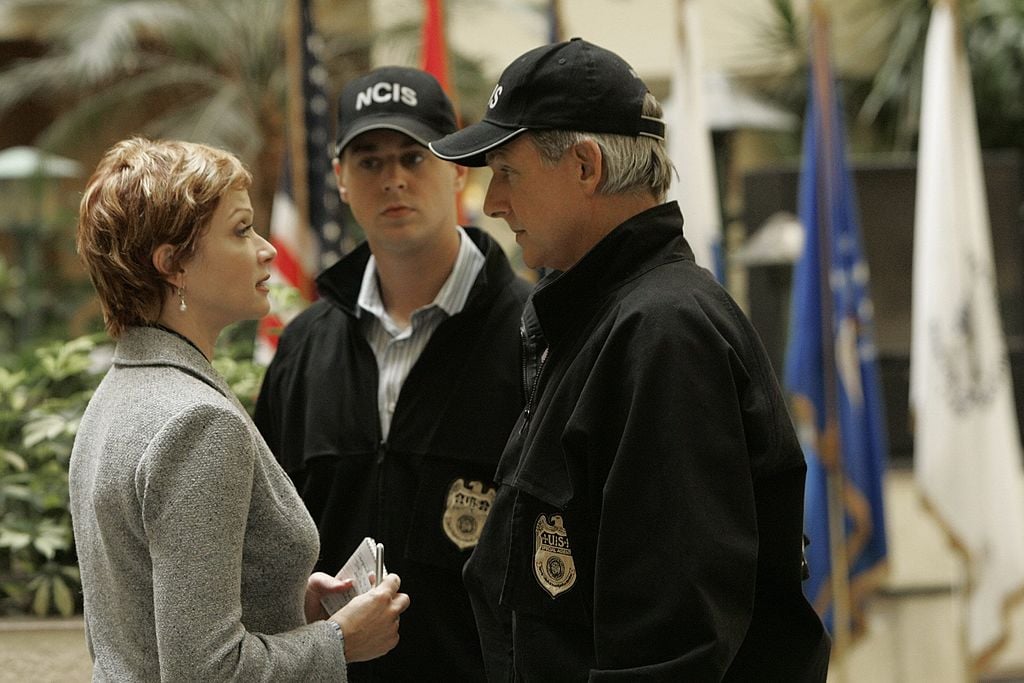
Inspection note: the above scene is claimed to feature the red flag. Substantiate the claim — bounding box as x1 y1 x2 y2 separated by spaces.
420 0 452 96
419 0 466 224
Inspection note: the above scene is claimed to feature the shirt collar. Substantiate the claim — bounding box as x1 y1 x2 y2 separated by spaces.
357 225 485 320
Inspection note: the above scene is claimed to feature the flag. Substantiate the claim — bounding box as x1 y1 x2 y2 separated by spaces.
911 0 1024 664
665 0 723 281
420 0 452 96
419 0 471 229
258 0 345 362
783 8 888 654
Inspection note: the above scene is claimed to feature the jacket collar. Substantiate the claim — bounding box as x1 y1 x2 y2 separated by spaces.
531 201 694 348
315 226 515 317
113 326 235 400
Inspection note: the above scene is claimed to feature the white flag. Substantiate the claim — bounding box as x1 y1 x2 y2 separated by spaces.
665 0 721 279
911 2 1024 661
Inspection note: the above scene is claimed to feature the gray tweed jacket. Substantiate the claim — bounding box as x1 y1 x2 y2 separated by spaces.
69 327 346 681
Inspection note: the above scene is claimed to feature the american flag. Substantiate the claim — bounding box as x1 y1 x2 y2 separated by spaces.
258 0 345 362
297 0 345 272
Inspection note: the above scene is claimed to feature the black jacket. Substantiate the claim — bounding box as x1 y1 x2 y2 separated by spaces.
464 203 831 681
255 227 532 682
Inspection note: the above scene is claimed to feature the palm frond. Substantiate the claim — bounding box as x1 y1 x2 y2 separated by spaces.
858 2 929 125
0 54 85 113
34 60 230 151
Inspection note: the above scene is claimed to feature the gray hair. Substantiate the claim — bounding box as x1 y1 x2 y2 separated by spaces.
527 92 672 201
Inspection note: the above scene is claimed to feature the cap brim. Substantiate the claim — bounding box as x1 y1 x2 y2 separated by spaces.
428 121 527 167
336 115 447 156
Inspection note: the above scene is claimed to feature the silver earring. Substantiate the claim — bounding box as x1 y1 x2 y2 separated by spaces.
177 287 187 312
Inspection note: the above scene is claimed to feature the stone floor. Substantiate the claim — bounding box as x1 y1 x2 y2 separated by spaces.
0 618 91 682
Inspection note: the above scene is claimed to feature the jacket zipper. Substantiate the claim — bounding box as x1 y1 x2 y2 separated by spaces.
520 346 548 436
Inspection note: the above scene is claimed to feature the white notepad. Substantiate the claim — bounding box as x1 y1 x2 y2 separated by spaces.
320 536 386 615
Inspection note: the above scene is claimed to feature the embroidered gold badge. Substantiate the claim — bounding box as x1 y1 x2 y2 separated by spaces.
442 478 496 550
534 514 576 598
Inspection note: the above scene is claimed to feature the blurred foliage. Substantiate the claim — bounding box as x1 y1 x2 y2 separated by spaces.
967 0 1024 151
754 0 1024 153
0 225 92 352
0 0 291 171
0 0 298 242
0 0 501 249
213 318 273 415
1 335 102 617
0 0 504 361
0 324 268 617
0 253 26 353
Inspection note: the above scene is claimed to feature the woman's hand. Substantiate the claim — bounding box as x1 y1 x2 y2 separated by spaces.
329 573 410 663
304 572 353 623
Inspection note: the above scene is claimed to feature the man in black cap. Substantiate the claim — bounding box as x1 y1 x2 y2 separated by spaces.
431 39 831 681
255 66 531 682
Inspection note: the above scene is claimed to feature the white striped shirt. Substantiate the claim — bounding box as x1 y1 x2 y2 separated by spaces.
357 227 485 440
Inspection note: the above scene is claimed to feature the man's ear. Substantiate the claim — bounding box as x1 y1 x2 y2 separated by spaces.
152 244 183 285
571 140 603 194
333 158 349 204
453 163 469 193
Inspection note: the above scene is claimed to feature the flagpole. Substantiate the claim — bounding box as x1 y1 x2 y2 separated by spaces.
283 0 313 298
809 0 852 664
284 0 310 229
549 0 565 43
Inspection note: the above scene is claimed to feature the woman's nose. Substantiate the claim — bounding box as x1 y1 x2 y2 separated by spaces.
259 233 277 262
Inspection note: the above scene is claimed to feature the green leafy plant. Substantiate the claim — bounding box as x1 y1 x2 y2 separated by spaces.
0 326 268 616
213 320 268 416
0 335 100 616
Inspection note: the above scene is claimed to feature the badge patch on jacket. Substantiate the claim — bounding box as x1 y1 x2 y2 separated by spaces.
534 514 576 598
442 478 495 550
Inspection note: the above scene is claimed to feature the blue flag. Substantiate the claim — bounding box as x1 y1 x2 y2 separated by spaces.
783 21 889 643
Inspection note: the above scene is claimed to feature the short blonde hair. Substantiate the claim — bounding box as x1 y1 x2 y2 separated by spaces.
77 138 252 338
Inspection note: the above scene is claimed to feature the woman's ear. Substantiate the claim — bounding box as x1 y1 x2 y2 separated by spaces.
152 244 182 285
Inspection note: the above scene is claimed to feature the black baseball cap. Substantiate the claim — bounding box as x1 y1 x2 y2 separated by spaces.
335 66 458 156
429 38 665 167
